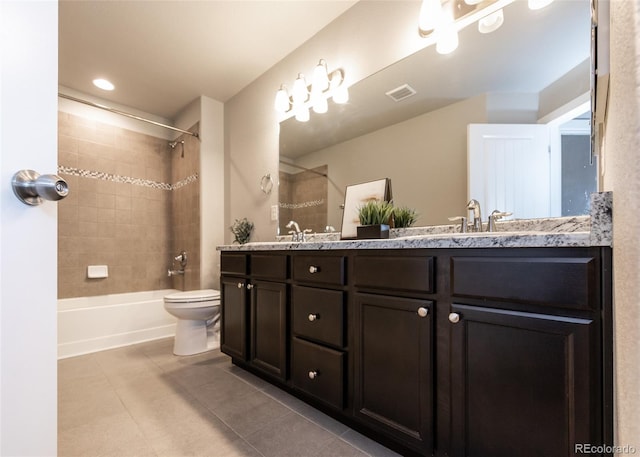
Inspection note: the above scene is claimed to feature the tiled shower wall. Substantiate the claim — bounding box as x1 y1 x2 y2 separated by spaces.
170 130 200 291
57 112 200 298
278 165 328 234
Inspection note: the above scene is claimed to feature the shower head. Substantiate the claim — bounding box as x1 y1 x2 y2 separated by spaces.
168 140 185 158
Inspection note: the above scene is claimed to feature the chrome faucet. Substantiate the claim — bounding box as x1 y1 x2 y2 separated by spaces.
286 220 310 242
467 199 483 232
487 210 512 232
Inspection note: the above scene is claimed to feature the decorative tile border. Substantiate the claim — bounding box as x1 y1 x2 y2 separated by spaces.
58 166 198 191
279 199 325 209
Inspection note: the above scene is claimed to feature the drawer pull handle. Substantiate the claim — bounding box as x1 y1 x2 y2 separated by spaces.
309 265 319 274
449 312 461 324
417 307 429 318
246 284 254 290
237 282 243 289
308 370 319 380
308 313 319 322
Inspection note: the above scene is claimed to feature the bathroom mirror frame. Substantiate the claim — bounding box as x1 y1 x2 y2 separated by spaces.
278 0 602 235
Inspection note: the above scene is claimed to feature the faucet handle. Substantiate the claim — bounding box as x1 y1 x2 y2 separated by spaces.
488 210 512 232
448 216 468 233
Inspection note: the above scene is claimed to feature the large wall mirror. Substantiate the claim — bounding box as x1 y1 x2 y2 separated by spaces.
278 0 595 235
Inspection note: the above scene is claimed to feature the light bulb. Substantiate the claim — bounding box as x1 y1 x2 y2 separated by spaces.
312 96 328 114
332 85 349 104
478 9 504 34
418 0 443 33
312 59 330 92
274 85 290 113
528 0 553 10
292 74 309 104
435 7 458 55
295 105 310 122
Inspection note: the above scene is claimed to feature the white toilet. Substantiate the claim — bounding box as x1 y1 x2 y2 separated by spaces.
163 289 221 356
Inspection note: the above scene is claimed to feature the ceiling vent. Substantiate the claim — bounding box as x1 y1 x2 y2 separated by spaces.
385 84 417 102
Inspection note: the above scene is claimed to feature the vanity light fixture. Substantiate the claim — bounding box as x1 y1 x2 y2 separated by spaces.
478 9 504 34
274 60 348 122
418 0 555 54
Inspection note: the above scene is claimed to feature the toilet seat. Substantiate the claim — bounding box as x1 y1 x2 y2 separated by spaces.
164 289 220 304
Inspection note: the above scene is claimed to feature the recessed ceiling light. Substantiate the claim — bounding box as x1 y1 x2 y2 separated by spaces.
92 78 115 91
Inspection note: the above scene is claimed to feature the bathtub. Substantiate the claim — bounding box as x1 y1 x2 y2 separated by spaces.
58 289 178 359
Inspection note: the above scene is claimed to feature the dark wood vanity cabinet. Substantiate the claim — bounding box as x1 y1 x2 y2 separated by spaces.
220 253 288 381
290 254 348 410
352 253 436 455
220 247 612 457
448 251 610 457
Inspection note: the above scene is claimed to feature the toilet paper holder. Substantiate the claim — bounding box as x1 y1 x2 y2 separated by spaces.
11 169 69 206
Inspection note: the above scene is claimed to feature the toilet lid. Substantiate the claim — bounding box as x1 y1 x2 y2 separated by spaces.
164 289 220 303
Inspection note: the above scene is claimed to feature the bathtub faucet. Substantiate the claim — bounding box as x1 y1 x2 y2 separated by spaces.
167 268 185 277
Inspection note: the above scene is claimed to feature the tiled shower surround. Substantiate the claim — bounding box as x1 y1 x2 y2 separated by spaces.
279 165 328 234
57 112 200 298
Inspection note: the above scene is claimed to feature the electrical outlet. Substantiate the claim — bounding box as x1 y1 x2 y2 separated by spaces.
270 204 278 221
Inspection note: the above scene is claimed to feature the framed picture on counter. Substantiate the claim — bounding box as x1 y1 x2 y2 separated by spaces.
340 178 392 239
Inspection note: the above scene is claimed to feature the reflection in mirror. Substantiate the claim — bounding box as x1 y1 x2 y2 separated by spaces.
278 0 594 235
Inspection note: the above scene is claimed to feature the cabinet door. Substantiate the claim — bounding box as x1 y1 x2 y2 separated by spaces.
250 280 287 380
220 276 248 361
353 293 434 454
449 303 599 457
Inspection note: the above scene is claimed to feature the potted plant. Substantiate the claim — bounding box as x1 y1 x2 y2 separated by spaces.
230 218 254 244
393 206 418 228
357 200 393 239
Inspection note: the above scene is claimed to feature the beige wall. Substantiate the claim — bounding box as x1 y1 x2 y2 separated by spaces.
603 0 640 448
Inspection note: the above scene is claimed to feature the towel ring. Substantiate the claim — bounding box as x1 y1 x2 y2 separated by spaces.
260 173 274 195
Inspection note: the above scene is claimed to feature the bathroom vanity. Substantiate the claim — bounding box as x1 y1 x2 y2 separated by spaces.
217 201 613 457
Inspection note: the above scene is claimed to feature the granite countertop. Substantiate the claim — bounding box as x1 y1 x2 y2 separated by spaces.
218 192 612 252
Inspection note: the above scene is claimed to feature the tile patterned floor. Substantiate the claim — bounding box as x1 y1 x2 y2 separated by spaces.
58 338 402 457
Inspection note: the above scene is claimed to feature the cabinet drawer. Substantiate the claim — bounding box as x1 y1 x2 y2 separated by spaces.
220 253 247 275
292 286 345 348
451 256 597 310
291 337 345 410
293 255 345 286
251 254 288 280
354 255 434 293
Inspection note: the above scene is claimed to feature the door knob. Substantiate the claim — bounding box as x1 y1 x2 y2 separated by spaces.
12 169 69 206
308 370 319 380
308 313 319 322
417 307 429 318
449 312 461 324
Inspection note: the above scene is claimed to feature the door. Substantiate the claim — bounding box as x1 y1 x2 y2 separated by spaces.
250 280 287 380
353 293 434 454
449 303 600 457
220 276 248 360
468 124 554 218
1 2 58 455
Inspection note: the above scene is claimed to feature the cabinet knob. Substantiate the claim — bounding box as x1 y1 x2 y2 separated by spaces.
308 370 319 380
417 307 429 318
308 313 319 322
448 312 461 324
308 265 319 274
237 282 243 289
246 284 254 290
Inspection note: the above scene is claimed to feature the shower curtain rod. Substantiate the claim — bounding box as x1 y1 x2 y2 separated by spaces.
58 93 199 139
278 160 328 177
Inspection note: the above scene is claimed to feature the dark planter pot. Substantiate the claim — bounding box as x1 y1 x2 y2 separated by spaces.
357 224 390 239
